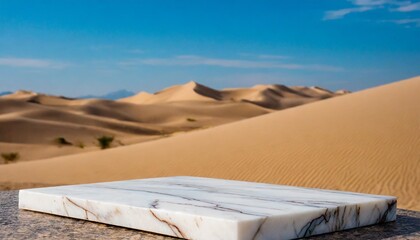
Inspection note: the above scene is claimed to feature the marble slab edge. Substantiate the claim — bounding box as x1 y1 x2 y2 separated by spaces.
18 177 398 240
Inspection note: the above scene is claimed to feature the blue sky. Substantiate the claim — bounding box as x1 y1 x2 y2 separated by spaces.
0 0 419 96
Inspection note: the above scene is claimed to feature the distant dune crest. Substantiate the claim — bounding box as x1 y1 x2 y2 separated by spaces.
2 81 348 110
119 81 348 109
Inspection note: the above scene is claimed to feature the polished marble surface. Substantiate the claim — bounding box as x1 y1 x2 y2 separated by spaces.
19 176 397 240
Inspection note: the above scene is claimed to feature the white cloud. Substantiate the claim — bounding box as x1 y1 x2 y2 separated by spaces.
0 58 68 69
238 53 289 59
382 18 420 26
393 18 420 23
324 6 373 20
394 2 420 11
353 0 393 6
120 55 342 72
324 0 419 21
353 0 412 6
257 54 289 60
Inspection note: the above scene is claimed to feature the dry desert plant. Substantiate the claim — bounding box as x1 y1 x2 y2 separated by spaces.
96 135 114 149
55 137 73 146
1 152 19 164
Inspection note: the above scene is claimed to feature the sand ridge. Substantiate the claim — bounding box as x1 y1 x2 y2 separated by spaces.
120 81 343 110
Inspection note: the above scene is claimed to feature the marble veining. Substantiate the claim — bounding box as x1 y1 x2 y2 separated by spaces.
19 176 397 240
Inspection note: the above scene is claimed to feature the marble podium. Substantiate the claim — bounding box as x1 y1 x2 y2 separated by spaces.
19 176 397 240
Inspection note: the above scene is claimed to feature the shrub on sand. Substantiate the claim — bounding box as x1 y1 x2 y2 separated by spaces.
1 152 19 164
76 142 85 149
55 137 73 146
96 136 114 149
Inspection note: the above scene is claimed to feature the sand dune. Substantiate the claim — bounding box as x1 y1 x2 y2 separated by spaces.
120 81 223 104
120 81 342 109
0 76 418 210
0 97 266 161
221 84 338 109
1 82 339 162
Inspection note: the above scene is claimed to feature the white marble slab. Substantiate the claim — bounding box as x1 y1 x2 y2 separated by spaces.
19 176 396 240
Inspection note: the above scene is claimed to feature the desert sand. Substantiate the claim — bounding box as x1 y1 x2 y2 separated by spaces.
1 77 418 211
0 82 339 161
